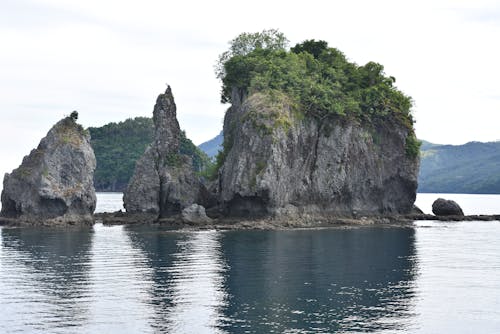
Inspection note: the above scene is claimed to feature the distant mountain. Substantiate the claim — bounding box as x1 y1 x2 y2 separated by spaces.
197 133 500 194
198 131 223 158
419 141 500 194
89 117 208 192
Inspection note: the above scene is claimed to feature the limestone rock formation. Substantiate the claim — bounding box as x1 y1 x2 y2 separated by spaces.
432 198 464 216
217 90 420 217
182 204 212 224
1 116 96 223
124 86 212 217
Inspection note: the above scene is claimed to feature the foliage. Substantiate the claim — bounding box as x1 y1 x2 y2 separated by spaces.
201 132 234 181
215 29 289 102
217 31 414 128
89 117 209 191
70 110 78 121
179 130 212 172
290 39 328 59
405 133 421 159
89 117 153 192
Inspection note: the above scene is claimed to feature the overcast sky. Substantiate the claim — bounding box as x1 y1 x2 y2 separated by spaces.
1 0 499 179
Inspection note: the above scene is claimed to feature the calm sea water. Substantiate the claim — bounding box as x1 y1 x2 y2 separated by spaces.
0 194 499 333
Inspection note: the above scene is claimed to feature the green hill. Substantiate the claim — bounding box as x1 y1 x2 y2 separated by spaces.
419 141 500 194
88 117 209 192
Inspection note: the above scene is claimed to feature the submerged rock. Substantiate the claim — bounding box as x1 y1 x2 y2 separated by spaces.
1 116 96 223
217 89 420 217
432 198 464 216
123 86 213 217
181 204 212 224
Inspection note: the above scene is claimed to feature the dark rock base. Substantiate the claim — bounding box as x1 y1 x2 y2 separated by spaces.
2 212 499 229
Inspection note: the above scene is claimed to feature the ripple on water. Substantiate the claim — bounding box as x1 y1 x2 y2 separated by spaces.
1 220 500 333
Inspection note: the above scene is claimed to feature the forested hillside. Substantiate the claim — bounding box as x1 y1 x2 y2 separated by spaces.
419 141 500 193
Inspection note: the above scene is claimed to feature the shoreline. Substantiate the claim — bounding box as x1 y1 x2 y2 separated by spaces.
1 212 499 229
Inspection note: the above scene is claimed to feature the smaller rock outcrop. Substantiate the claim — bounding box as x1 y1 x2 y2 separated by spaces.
124 86 213 217
181 204 212 224
432 198 464 216
1 115 96 224
412 205 424 214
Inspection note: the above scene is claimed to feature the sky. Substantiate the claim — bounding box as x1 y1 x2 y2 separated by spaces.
1 0 499 180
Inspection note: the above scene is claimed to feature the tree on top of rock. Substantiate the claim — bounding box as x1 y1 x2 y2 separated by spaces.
70 110 78 121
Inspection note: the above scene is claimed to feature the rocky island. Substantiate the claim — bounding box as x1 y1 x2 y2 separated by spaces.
101 31 422 226
3 31 497 227
214 33 419 219
1 112 96 225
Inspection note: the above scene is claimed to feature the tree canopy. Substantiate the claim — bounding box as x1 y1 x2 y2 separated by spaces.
216 32 414 128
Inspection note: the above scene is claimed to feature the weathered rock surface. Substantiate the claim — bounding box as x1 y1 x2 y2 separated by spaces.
1 116 96 223
124 86 213 217
182 204 212 224
217 89 420 217
432 198 464 216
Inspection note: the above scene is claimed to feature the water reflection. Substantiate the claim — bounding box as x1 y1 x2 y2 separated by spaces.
85 224 154 333
0 226 94 333
219 228 418 333
0 225 419 333
126 226 228 333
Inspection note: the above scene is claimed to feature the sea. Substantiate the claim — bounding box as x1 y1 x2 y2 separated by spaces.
0 193 499 333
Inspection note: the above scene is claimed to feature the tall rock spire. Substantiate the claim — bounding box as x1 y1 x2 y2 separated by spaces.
124 86 213 217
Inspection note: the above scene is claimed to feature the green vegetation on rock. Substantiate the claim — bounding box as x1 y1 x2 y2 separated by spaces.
405 134 422 159
88 117 209 192
217 31 414 127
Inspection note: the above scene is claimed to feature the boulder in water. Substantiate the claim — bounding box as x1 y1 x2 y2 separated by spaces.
181 204 212 224
432 198 464 216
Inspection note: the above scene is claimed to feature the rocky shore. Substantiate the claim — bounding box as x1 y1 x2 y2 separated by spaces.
1 209 498 229
93 212 499 230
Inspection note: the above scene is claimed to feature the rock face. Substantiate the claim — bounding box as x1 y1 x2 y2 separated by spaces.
124 86 212 217
182 204 212 224
1 116 96 223
217 90 420 217
432 198 464 216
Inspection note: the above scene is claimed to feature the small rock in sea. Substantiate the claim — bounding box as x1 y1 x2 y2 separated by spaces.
412 205 424 214
432 198 464 216
182 204 212 224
